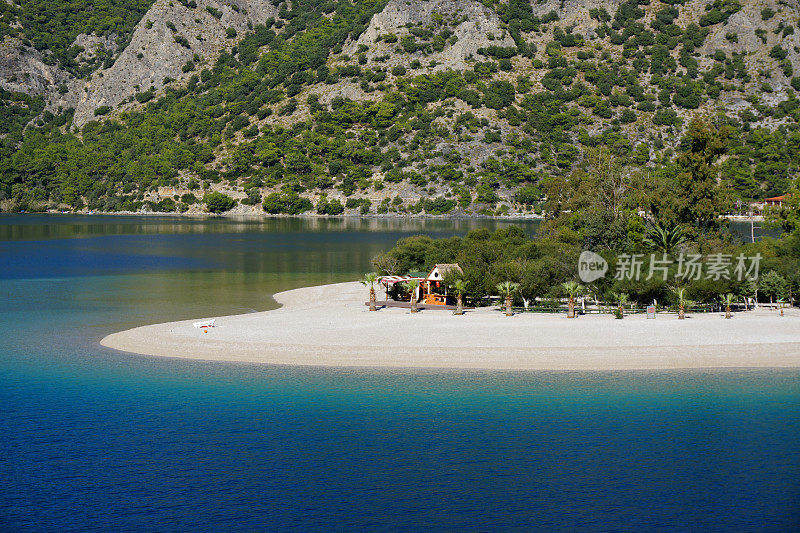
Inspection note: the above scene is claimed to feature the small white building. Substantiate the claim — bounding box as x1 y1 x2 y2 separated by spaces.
422 264 463 304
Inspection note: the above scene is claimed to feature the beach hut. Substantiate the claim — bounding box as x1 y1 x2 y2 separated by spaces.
422 264 463 305
379 274 425 302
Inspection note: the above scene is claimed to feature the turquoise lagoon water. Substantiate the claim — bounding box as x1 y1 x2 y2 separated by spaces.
1 215 799 531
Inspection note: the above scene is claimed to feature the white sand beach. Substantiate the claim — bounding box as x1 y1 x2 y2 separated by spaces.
101 281 800 370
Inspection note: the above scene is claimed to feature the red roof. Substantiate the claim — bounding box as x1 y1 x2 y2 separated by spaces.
765 195 786 202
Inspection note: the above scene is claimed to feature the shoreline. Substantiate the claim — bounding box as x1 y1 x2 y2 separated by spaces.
3 211 765 222
101 281 800 371
5 210 547 221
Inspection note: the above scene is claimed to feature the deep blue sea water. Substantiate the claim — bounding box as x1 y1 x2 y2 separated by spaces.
1 215 799 532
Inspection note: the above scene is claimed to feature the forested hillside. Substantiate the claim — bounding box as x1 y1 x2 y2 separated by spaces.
1 0 800 219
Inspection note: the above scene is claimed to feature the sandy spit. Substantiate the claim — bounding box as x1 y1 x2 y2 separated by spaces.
100 282 800 370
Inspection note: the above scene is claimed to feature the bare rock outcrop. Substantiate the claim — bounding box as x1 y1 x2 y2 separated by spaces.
698 0 800 92
0 38 71 97
530 0 624 31
343 0 515 72
72 0 278 127
72 33 120 65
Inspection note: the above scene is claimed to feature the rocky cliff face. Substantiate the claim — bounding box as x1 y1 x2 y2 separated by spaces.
0 0 279 125
3 0 800 127
0 37 70 97
698 0 800 89
70 0 278 127
530 0 624 31
344 0 515 71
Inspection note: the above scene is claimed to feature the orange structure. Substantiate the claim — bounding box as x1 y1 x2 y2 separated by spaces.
421 264 463 305
377 264 464 307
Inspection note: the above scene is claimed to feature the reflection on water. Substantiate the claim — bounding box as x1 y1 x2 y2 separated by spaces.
0 215 543 282
1 213 776 243
0 214 542 241
0 215 543 325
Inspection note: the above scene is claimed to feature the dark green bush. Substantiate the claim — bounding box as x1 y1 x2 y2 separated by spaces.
316 197 344 215
204 192 236 213
514 184 542 205
181 193 198 204
770 45 788 60
262 192 313 214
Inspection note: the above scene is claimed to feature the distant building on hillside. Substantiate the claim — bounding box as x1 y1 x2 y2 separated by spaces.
750 194 787 213
764 195 786 207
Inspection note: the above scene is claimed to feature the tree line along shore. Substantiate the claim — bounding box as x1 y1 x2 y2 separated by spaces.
367 123 800 312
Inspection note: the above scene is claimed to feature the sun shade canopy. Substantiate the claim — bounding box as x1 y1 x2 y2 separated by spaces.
379 275 424 285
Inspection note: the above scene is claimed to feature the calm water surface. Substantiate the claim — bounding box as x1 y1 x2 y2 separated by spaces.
1 215 798 532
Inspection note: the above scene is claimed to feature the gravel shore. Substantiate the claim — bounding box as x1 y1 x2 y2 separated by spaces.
101 282 800 370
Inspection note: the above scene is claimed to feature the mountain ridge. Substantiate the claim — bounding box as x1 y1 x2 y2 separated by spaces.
1 0 800 218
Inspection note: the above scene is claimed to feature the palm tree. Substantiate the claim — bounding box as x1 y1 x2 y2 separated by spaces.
403 279 420 313
361 272 379 311
614 292 629 319
562 281 583 318
674 287 688 319
496 281 519 316
720 292 734 319
586 284 600 311
743 279 758 309
643 222 687 255
450 278 467 316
